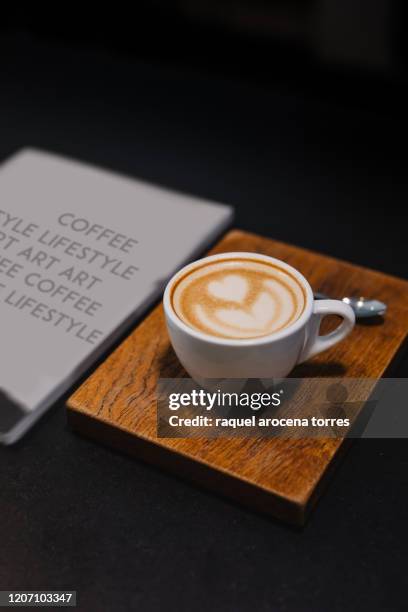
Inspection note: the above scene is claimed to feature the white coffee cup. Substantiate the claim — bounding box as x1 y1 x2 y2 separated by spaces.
163 252 355 383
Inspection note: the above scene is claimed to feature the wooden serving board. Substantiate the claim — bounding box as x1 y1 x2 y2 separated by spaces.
67 230 408 525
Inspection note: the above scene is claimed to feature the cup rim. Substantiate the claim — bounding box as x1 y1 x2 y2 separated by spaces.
163 251 314 347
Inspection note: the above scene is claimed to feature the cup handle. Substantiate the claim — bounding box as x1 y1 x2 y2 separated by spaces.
298 299 355 364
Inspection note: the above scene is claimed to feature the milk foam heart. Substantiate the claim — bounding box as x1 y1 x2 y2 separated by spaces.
171 258 305 339
208 274 248 303
215 292 275 329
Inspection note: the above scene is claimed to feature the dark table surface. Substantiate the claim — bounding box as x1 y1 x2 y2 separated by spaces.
0 33 408 612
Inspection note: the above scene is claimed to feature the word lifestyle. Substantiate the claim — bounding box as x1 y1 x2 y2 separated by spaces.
36 232 138 279
0 287 103 345
4 283 101 315
0 210 139 280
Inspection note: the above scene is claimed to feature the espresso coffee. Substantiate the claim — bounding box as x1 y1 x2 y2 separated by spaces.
171 258 306 340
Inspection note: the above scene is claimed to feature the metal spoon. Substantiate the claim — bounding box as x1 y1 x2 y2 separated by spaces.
314 292 387 319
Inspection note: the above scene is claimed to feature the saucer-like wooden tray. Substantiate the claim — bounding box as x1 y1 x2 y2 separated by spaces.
67 230 408 525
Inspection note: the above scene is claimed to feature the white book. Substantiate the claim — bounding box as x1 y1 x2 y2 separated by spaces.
0 149 233 443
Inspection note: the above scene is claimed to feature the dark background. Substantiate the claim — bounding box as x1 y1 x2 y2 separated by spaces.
0 3 407 611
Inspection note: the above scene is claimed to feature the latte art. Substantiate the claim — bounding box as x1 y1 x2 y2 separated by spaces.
172 259 305 339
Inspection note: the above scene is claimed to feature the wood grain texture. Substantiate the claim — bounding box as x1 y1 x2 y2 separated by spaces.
67 230 408 525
